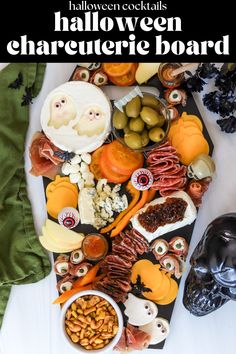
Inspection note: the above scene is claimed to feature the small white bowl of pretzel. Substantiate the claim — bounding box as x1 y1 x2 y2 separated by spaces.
60 290 123 353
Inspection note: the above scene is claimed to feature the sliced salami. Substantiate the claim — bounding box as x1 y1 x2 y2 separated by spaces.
147 141 187 196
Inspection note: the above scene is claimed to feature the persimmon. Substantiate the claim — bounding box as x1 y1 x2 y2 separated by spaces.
102 140 144 176
89 146 105 180
103 63 133 77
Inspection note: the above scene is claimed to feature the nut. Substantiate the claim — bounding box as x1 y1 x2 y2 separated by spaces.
65 295 119 350
84 306 96 316
71 334 79 343
80 338 89 346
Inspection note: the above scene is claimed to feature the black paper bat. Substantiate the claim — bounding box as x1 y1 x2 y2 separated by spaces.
132 274 152 297
21 87 33 106
8 72 23 89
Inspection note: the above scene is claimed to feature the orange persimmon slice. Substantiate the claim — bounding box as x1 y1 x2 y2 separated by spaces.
102 63 133 77
131 260 163 294
102 140 144 176
143 271 171 301
90 146 105 180
155 277 178 305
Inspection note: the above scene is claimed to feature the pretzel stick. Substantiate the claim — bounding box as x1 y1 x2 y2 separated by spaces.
171 63 199 77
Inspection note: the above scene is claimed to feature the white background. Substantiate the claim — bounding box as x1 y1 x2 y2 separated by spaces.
0 63 236 354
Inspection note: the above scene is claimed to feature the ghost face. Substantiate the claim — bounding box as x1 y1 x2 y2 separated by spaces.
139 317 170 345
124 293 158 326
48 94 77 129
73 106 106 137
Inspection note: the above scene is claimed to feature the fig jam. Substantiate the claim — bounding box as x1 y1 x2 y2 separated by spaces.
82 233 108 261
138 197 187 233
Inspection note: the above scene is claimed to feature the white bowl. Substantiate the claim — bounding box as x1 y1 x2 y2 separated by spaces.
60 290 123 353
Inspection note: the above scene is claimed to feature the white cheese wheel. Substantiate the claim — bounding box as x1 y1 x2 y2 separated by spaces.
41 81 111 153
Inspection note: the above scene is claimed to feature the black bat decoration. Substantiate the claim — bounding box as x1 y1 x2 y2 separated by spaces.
21 87 33 106
217 116 236 133
54 151 76 161
8 72 23 89
132 274 152 297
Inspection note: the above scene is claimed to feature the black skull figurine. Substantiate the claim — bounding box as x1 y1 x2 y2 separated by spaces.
183 213 236 316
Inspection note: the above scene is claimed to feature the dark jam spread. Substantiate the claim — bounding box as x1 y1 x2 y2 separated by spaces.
138 197 188 233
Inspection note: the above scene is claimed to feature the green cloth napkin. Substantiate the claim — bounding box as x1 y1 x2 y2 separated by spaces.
0 63 51 327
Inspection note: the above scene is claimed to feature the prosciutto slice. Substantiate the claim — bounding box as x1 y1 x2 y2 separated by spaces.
147 141 187 197
29 132 64 179
114 324 151 351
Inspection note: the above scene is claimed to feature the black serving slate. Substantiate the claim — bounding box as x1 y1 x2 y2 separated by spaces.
43 73 214 350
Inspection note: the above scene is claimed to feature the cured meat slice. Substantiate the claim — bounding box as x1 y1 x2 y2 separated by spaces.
114 324 151 351
93 282 127 303
29 131 64 179
112 246 137 262
106 255 133 269
119 239 138 257
114 328 127 351
103 278 132 292
106 265 131 275
113 243 137 258
131 229 149 250
147 141 187 196
123 229 149 254
126 324 151 350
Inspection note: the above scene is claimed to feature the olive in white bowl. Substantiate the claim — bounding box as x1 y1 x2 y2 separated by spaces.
60 290 123 353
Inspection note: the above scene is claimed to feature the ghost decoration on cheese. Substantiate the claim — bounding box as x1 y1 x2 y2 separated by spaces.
124 293 158 326
41 81 111 154
139 317 170 345
48 94 77 129
73 106 106 137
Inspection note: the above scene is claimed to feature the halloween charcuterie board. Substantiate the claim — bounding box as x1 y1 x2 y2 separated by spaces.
30 63 215 351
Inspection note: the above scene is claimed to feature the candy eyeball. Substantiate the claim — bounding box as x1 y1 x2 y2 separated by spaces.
58 207 80 229
131 168 154 191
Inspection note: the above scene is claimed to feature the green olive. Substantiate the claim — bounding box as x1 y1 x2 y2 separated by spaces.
113 109 128 130
125 96 142 118
141 94 160 110
129 117 145 133
124 132 142 150
156 114 166 127
141 129 150 147
140 106 161 126
146 124 153 130
123 125 131 134
149 127 166 143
